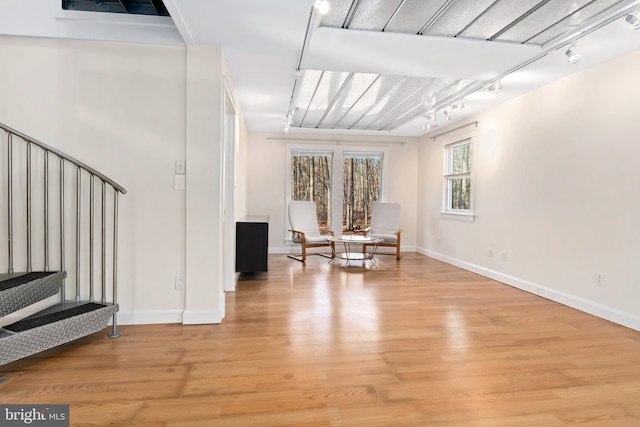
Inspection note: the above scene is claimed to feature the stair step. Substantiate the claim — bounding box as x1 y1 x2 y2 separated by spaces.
0 330 14 339
0 271 66 318
4 302 106 333
0 272 57 291
0 302 118 366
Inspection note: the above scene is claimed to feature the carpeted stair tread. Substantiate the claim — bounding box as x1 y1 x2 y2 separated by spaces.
4 303 107 333
0 272 57 292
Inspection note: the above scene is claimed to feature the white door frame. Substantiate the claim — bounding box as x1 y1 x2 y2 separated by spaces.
222 82 238 292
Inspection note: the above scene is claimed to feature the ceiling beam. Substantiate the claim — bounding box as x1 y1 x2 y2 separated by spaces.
418 0 456 35
523 0 598 44
382 0 408 32
489 0 553 41
304 26 541 81
333 75 381 130
349 77 408 130
365 81 429 131
299 71 325 127
343 0 363 29
455 0 500 37
315 73 354 128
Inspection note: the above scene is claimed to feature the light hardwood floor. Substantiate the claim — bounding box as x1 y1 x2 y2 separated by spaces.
1 253 640 426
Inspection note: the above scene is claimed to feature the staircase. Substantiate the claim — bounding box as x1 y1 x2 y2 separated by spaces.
1 122 126 366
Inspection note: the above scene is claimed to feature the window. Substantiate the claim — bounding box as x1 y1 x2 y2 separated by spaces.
288 147 386 236
443 138 474 220
290 150 333 233
342 152 383 233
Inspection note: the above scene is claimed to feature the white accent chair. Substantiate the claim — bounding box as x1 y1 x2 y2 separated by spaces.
288 201 335 263
363 202 402 260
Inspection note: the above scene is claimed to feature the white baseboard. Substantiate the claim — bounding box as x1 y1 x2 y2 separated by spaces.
418 247 640 332
117 309 183 325
269 246 298 255
120 309 224 325
224 273 240 292
182 309 223 325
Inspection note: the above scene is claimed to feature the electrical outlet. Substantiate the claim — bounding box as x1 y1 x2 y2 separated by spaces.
501 251 507 262
595 272 605 287
175 275 185 290
487 247 493 258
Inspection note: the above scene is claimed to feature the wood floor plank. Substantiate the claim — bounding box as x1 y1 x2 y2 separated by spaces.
1 253 639 426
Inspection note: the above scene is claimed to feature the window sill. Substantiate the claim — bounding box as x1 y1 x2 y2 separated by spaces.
440 211 475 222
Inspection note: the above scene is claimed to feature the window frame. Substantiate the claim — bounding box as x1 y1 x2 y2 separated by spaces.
288 148 335 235
342 150 384 233
441 135 476 222
285 144 389 240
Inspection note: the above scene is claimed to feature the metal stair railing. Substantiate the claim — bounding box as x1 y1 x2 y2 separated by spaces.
1 122 126 337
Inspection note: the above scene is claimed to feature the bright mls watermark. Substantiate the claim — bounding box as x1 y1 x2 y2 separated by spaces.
1 405 69 426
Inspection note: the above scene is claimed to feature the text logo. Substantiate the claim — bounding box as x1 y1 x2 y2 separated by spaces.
1 405 69 426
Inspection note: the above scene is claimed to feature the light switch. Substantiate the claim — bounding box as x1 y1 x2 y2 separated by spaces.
175 160 186 175
174 174 186 191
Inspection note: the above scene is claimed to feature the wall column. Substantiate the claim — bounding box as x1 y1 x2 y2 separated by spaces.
184 45 225 324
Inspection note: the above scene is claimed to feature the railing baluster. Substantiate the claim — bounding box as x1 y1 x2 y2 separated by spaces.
2 122 126 341
26 142 32 272
108 189 121 338
7 133 13 274
44 151 49 271
101 181 106 304
60 158 65 301
76 166 81 302
89 175 94 303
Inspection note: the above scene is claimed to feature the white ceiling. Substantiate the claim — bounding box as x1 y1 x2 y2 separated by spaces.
2 0 640 137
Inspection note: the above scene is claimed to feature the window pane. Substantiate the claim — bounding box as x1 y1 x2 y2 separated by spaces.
291 153 332 233
451 143 471 174
343 153 383 233
449 177 471 210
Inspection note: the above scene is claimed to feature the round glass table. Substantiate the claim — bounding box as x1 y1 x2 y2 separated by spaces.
327 235 382 268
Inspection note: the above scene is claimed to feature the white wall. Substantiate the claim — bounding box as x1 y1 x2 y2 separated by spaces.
0 35 187 324
0 35 248 325
418 48 640 331
246 133 419 253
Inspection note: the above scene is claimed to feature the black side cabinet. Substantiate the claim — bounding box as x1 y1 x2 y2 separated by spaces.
235 216 269 273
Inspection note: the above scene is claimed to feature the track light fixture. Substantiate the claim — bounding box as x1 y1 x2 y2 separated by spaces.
284 109 295 133
424 111 436 122
624 11 640 30
421 94 436 107
565 45 580 64
314 0 330 15
422 111 437 130
442 106 454 120
488 79 502 93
